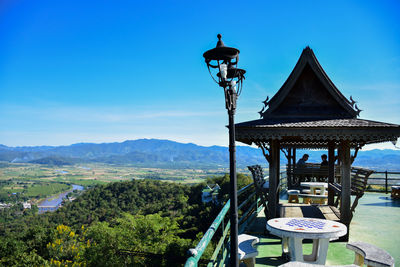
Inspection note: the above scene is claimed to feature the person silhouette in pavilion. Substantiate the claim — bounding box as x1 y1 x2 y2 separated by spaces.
296 154 310 182
297 154 309 167
320 154 328 167
317 154 329 182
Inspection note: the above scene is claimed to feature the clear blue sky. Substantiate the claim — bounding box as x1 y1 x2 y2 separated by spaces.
1 0 399 149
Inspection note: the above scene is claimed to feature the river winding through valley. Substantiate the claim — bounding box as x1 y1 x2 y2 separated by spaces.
38 184 84 214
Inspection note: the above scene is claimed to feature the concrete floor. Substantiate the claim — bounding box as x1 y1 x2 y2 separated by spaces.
247 192 399 266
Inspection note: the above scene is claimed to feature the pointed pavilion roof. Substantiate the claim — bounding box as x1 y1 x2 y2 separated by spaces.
235 47 400 148
262 46 357 122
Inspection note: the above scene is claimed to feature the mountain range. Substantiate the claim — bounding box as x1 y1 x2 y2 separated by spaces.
0 139 399 171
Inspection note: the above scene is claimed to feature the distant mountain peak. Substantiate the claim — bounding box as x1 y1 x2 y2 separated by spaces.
0 139 399 170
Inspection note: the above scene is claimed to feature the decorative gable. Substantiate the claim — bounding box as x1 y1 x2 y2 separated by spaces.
260 47 358 123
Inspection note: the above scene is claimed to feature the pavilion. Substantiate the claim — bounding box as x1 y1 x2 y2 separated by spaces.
235 47 400 228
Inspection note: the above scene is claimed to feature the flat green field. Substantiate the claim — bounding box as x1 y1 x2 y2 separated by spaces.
0 162 243 202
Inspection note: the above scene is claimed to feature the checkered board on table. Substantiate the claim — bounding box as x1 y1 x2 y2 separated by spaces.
285 219 326 230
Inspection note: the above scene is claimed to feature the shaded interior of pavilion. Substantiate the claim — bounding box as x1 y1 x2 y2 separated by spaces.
235 47 400 237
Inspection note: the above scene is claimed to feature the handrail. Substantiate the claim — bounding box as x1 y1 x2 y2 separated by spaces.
365 171 400 193
368 171 400 177
285 164 400 193
184 200 231 267
184 180 260 267
184 172 288 267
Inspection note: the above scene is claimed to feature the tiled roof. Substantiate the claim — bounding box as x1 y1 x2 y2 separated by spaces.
235 118 400 147
238 119 400 128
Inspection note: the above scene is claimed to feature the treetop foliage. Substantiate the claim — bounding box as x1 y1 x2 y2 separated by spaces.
0 174 253 266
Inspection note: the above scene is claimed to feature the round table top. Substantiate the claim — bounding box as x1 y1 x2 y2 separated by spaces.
267 217 347 239
300 182 328 188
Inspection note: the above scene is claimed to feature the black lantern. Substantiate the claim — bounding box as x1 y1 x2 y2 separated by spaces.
203 34 246 96
203 34 246 267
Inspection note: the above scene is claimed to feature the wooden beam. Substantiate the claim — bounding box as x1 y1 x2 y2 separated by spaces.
328 141 335 205
276 142 281 209
288 148 292 189
268 140 280 219
293 148 296 168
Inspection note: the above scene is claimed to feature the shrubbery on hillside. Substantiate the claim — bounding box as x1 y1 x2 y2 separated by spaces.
0 175 252 266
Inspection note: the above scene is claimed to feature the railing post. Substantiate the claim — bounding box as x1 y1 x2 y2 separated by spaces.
385 171 388 194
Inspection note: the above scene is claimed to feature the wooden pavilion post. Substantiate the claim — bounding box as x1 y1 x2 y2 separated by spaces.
292 148 296 187
287 148 292 189
268 140 280 218
340 140 351 228
292 148 296 168
328 141 335 206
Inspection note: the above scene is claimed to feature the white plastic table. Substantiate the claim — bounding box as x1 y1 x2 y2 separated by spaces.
301 182 328 195
266 217 347 264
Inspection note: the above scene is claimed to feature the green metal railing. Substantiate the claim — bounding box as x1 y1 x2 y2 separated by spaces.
184 181 262 267
184 171 287 267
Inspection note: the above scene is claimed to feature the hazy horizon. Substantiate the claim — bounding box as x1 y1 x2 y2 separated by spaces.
1 137 399 151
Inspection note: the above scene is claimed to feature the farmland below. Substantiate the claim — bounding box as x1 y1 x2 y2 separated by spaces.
0 162 242 203
0 162 252 266
1 138 399 204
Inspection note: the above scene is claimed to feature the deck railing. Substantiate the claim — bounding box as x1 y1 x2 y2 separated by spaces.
283 165 400 194
279 170 287 190
185 171 288 267
366 171 400 193
184 179 265 266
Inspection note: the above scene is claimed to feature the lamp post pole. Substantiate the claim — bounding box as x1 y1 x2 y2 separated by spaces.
227 87 239 267
203 34 245 267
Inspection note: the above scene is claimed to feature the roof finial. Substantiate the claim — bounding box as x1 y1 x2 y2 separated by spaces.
355 104 362 117
263 96 269 107
258 107 265 118
258 96 269 118
350 96 357 107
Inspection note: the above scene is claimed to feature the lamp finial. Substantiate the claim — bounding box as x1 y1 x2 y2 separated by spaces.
216 34 225 48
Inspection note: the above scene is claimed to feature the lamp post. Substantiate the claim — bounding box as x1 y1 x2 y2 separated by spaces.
203 34 245 267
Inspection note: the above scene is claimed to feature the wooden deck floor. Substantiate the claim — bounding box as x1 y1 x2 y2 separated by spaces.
279 203 340 221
